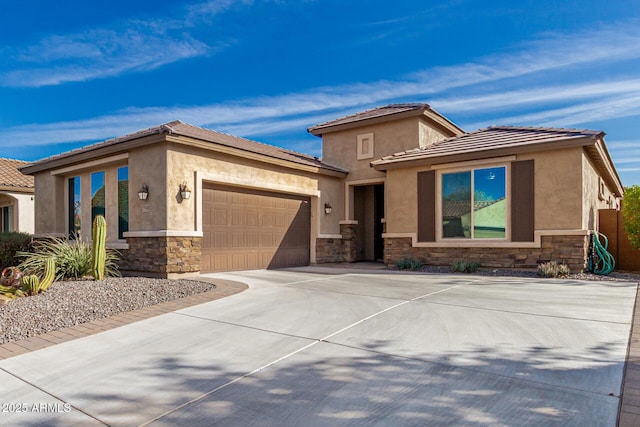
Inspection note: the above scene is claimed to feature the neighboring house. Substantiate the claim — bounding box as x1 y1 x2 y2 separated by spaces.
0 158 34 234
20 104 623 276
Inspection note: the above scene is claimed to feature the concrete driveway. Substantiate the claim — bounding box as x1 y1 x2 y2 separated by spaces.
0 268 636 426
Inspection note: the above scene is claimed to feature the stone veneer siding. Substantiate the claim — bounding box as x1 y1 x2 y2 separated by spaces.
119 236 202 277
315 223 359 264
384 235 589 273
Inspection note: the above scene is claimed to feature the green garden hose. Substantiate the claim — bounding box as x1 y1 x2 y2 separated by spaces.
588 230 615 275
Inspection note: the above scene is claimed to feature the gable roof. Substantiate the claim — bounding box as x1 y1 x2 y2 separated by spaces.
0 158 34 191
21 121 348 176
372 125 624 196
307 103 464 136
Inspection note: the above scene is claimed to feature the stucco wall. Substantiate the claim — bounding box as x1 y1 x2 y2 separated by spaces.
384 147 586 238
518 147 583 230
0 192 34 234
321 117 447 182
165 144 325 232
129 144 168 232
318 177 344 235
33 172 65 235
582 151 617 230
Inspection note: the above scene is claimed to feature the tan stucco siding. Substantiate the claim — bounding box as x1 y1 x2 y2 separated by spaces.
419 120 448 149
322 118 444 182
33 172 65 235
519 148 583 230
129 144 168 232
384 166 421 234
318 177 344 235
166 145 323 232
582 151 617 230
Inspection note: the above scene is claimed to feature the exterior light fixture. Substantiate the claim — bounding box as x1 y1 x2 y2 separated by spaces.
138 184 149 200
324 203 332 214
179 182 191 200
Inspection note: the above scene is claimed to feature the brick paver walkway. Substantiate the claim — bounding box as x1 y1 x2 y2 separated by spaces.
0 278 247 361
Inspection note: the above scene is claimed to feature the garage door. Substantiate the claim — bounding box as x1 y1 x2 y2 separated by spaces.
201 184 311 272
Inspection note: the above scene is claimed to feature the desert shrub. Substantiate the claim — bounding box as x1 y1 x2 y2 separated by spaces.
451 259 480 273
0 232 33 270
396 257 423 271
537 261 571 278
18 237 120 281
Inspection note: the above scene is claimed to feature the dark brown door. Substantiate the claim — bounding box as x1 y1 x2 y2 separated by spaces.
201 184 310 272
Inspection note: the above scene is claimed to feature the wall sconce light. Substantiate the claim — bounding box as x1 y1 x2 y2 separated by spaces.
179 182 191 200
138 183 149 200
324 203 332 214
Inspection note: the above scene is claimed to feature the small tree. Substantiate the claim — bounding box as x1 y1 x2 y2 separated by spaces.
622 185 640 250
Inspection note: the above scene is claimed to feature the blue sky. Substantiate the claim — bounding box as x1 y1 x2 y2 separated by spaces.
1 0 640 185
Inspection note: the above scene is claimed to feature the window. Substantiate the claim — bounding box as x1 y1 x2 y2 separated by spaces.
118 166 129 239
441 166 506 239
1 206 13 232
91 171 105 223
68 176 81 238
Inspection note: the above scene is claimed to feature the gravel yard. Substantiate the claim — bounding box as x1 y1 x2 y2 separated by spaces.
0 277 215 344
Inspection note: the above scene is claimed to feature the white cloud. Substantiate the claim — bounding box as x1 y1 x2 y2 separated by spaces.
0 0 247 88
3 19 640 157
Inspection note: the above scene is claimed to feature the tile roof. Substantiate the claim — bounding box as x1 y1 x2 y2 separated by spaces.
22 121 348 175
308 104 432 133
0 158 34 189
372 125 604 167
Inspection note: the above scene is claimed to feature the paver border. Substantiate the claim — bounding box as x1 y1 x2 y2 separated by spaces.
0 278 247 361
619 282 640 426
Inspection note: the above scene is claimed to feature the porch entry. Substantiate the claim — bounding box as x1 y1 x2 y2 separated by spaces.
352 184 385 261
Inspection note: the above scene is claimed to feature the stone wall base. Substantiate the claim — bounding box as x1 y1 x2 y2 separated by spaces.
384 235 589 273
119 236 202 278
315 223 360 264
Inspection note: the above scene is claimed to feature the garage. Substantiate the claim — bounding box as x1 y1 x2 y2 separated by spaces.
201 184 311 272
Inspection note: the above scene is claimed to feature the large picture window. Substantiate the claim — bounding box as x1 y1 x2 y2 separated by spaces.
118 166 129 239
91 171 105 222
68 176 81 238
441 166 506 239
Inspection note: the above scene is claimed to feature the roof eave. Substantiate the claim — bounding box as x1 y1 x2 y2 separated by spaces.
308 107 431 136
0 185 34 193
168 135 349 177
371 136 598 171
20 133 167 175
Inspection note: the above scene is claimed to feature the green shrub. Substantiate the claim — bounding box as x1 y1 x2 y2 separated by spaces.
396 257 423 271
451 259 480 273
622 185 640 250
0 232 33 270
18 237 120 281
537 261 571 278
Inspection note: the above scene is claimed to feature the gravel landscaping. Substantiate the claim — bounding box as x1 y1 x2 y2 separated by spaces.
0 277 215 344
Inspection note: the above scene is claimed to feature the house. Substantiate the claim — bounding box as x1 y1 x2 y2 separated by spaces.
20 103 623 276
0 158 35 234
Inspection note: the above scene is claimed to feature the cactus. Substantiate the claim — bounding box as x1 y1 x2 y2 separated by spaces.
39 258 55 291
92 215 107 281
20 258 55 296
22 274 41 295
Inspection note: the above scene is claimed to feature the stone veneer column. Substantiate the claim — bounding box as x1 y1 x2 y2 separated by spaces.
340 222 358 262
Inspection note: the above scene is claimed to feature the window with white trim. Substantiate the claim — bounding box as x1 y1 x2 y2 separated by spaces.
441 166 507 239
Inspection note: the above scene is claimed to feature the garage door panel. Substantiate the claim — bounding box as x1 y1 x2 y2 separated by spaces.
202 184 310 272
